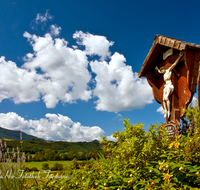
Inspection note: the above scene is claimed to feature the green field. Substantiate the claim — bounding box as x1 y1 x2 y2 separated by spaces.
24 160 71 170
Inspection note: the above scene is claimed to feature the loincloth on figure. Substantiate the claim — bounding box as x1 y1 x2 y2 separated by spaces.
163 84 174 100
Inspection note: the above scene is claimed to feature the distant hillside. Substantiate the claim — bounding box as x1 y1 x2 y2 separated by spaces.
6 139 104 154
0 127 107 154
0 127 43 140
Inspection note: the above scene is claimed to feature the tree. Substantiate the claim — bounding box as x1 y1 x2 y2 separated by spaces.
44 149 55 161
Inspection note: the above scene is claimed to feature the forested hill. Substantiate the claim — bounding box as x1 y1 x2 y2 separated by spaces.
0 126 105 154
6 139 103 154
0 126 42 140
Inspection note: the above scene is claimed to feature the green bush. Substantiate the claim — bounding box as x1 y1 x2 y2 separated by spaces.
42 162 49 170
50 162 63 171
23 166 31 172
27 106 200 189
30 167 39 171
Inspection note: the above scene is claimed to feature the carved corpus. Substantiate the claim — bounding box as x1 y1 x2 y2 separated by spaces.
138 35 200 135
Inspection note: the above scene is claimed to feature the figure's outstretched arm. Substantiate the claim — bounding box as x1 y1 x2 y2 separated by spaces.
169 52 184 71
155 66 162 73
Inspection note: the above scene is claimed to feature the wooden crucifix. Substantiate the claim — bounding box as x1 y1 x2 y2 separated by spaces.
138 35 200 136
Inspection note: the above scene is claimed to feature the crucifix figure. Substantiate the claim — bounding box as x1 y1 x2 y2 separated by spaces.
139 35 200 137
155 52 184 118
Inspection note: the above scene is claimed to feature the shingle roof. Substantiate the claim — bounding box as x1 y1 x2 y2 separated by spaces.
138 35 200 78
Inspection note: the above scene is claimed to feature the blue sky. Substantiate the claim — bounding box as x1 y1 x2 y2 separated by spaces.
0 0 199 141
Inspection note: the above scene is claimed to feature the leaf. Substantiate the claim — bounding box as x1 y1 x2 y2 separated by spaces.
172 177 178 183
153 168 161 175
160 154 167 158
154 179 160 183
149 161 158 164
188 169 198 173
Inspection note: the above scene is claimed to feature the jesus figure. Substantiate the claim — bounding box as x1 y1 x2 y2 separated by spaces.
155 52 184 118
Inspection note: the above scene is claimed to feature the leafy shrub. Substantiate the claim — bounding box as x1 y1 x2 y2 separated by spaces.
30 167 39 171
29 106 200 189
77 160 88 169
50 162 63 171
42 162 49 170
23 166 31 172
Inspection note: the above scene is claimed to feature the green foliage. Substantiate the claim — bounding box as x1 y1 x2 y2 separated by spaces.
6 139 103 158
29 107 200 189
184 105 200 127
30 167 39 171
50 162 63 171
3 106 200 189
42 163 49 170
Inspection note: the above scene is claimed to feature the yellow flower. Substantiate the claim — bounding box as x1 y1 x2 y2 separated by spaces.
163 173 173 180
174 142 180 148
128 179 133 183
163 170 173 181
179 165 183 171
168 142 174 149
159 165 164 170
49 181 55 185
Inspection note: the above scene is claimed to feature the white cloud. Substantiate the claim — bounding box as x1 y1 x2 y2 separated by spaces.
73 32 153 112
106 135 117 142
22 31 92 108
113 113 123 121
190 96 197 107
50 25 61 36
0 112 105 142
0 56 40 104
156 106 165 115
0 112 29 131
0 29 153 111
36 10 53 23
31 10 53 29
90 52 153 112
73 31 114 61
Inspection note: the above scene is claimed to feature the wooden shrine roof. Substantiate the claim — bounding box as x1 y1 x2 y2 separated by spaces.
138 35 200 78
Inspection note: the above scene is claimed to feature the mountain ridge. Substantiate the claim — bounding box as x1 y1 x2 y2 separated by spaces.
0 126 44 140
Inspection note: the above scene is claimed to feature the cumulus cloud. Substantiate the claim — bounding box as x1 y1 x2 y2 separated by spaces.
73 31 114 61
0 112 105 142
0 28 153 111
22 31 92 108
0 56 40 104
50 25 61 36
89 52 153 112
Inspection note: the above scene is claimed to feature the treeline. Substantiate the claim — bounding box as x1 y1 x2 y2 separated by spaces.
26 149 99 162
5 139 103 154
